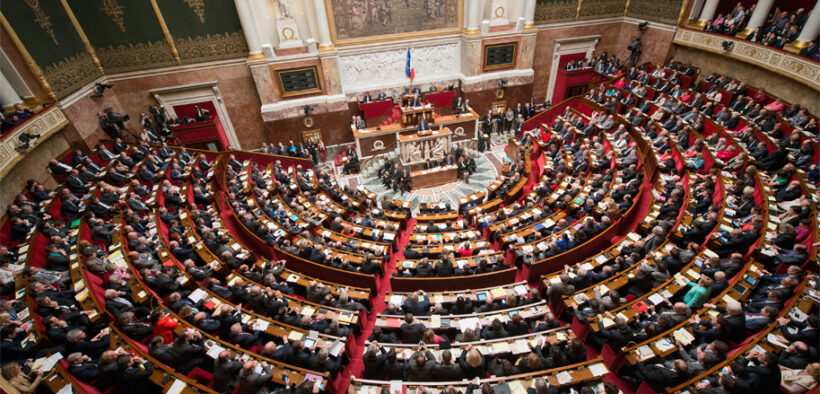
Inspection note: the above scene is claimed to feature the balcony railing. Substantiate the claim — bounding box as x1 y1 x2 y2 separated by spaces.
0 104 70 179
673 27 819 91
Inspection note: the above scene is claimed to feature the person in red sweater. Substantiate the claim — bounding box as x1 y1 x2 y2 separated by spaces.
151 309 178 344
717 145 739 161
457 242 474 257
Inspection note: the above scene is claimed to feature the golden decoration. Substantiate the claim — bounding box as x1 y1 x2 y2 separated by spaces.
59 0 104 74
149 0 182 64
0 13 57 101
578 0 627 20
24 0 59 45
102 0 127 32
282 27 295 40
625 0 683 24
42 52 101 98
96 40 177 73
534 0 578 24
175 32 248 63
495 88 505 99
303 116 315 128
184 0 206 23
494 6 505 18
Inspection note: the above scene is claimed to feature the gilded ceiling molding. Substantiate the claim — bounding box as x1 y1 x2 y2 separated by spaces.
43 52 100 98
102 0 127 32
148 0 182 64
59 0 104 75
175 32 248 63
96 40 178 73
576 0 583 20
677 0 690 25
0 13 57 101
184 0 206 23
23 0 59 45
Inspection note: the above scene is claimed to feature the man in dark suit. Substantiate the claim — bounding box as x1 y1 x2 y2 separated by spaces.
213 351 243 393
172 329 206 374
118 311 152 341
634 359 689 391
66 352 99 382
400 313 426 343
238 361 273 394
65 170 90 196
742 351 781 393
230 322 261 348
778 315 819 345
65 329 110 361
402 291 430 315
417 116 430 131
408 347 436 381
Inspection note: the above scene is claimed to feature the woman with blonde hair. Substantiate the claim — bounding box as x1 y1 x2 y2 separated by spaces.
1 362 42 394
458 344 485 379
780 362 820 394
422 329 445 345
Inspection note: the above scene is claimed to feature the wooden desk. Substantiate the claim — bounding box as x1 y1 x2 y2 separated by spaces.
411 165 458 188
352 110 479 158
401 105 435 126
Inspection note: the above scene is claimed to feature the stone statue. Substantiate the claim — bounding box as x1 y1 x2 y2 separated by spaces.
276 0 293 19
423 141 431 160
431 137 447 159
407 142 423 162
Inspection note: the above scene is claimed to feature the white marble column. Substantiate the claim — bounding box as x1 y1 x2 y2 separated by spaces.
523 0 536 28
698 0 720 23
250 0 278 49
688 0 705 20
795 0 820 43
466 0 481 32
0 71 19 107
743 0 775 33
311 0 334 50
235 0 263 59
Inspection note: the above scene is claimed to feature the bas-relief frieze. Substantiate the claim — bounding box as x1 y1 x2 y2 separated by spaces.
338 43 460 92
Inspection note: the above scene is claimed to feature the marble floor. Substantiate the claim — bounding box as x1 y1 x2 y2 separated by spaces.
338 144 511 214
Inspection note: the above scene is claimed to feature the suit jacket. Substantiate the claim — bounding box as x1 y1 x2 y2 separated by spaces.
400 322 426 343
213 356 243 393
68 364 99 382
417 119 430 131
237 365 273 394
172 338 205 373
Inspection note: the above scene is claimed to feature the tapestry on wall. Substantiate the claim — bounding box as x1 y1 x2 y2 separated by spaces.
626 0 683 24
534 0 579 24
330 0 459 41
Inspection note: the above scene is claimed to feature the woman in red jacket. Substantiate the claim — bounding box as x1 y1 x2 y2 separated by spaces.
151 309 178 344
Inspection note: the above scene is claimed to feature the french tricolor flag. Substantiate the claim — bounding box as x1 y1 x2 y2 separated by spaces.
405 49 415 81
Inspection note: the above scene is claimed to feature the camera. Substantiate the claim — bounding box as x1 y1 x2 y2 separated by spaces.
15 132 41 151
91 82 113 98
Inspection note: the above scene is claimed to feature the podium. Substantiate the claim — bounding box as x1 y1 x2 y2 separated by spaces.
401 105 434 127
398 127 452 167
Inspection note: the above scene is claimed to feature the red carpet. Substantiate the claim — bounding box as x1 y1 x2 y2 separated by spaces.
332 218 416 392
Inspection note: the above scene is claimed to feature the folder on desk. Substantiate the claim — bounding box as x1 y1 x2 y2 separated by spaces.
385 318 401 328
430 315 441 328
